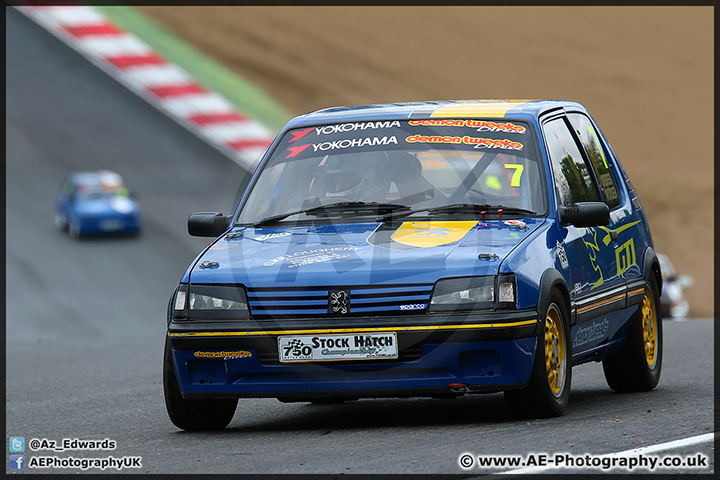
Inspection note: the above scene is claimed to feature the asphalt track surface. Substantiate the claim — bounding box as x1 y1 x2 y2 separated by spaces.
5 8 715 475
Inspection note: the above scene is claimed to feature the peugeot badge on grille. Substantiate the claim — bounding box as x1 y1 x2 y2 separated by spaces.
329 290 350 315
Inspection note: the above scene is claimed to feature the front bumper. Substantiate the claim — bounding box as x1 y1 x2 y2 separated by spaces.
167 310 539 399
79 215 141 235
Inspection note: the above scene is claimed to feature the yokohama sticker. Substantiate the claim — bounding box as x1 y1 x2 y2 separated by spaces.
287 121 401 143
315 121 401 135
285 136 398 158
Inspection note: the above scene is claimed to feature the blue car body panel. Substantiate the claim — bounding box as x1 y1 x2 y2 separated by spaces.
172 338 537 396
188 219 543 287
167 100 659 400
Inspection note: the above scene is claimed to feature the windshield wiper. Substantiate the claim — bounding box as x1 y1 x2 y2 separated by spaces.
252 202 410 227
377 204 537 222
428 204 537 217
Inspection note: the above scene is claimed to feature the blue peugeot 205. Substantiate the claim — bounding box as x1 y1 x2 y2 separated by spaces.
164 100 662 430
55 170 141 238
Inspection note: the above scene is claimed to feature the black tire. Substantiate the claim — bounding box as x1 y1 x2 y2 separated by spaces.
163 339 238 431
602 275 662 392
504 290 571 418
55 213 68 231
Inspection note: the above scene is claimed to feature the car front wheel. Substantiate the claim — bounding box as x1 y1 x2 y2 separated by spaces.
163 339 238 431
504 290 571 418
55 213 68 231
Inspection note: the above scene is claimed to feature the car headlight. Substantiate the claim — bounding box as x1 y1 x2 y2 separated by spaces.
496 274 517 308
173 285 249 320
429 275 516 312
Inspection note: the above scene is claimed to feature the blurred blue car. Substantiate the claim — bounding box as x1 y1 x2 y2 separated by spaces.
55 170 141 238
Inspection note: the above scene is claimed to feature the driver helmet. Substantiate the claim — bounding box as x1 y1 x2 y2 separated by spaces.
324 152 391 201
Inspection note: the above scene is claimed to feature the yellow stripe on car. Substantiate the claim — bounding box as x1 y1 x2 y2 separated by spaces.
168 319 538 338
576 293 625 314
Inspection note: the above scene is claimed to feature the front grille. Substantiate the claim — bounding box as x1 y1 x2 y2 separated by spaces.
247 284 434 318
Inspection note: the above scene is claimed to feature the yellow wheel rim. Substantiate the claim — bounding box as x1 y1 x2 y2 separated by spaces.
544 304 566 396
641 285 658 368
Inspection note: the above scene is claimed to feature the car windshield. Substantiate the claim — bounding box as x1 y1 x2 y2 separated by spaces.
236 119 547 225
76 185 128 200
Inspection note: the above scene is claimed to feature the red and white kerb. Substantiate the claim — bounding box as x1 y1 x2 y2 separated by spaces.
17 5 275 170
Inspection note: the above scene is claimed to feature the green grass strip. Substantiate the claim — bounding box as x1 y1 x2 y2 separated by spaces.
93 5 291 133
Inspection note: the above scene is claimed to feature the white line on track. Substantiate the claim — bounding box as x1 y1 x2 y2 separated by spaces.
495 432 715 474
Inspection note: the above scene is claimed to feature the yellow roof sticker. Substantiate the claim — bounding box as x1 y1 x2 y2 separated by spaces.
431 100 534 118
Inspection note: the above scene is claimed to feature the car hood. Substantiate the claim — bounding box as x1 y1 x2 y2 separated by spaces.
188 218 545 286
75 196 139 216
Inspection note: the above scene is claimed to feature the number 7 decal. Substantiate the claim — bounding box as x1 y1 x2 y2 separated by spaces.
504 164 524 187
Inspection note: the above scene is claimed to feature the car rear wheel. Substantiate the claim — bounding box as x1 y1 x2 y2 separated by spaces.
504 290 571 418
602 275 662 392
163 339 238 431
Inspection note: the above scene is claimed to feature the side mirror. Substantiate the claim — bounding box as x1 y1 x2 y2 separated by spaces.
188 212 232 237
559 202 610 227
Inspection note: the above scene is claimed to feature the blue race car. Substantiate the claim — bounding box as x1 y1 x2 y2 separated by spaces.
164 100 662 430
55 170 141 238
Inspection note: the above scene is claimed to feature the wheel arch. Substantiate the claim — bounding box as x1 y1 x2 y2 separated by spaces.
536 269 571 335
642 247 663 293
167 287 178 325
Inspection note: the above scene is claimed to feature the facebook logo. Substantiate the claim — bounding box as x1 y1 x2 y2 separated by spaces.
9 437 25 452
9 455 25 470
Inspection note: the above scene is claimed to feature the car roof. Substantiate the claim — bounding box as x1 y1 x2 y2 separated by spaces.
69 170 124 188
284 99 588 129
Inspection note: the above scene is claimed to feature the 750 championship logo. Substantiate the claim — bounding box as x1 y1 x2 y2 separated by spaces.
278 333 398 363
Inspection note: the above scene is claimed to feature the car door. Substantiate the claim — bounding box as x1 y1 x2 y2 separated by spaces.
542 115 626 358
567 112 644 286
